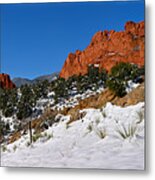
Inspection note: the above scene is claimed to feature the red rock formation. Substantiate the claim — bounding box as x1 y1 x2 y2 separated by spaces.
0 73 16 89
60 21 144 79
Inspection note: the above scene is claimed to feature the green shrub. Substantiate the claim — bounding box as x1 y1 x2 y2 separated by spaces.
106 77 126 97
32 133 43 142
2 145 7 152
110 62 144 82
106 62 144 97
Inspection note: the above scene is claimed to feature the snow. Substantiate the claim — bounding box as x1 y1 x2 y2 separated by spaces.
52 86 105 111
126 80 140 93
94 64 100 67
1 102 145 170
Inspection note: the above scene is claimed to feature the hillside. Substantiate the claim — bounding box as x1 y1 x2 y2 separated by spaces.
0 64 145 170
1 101 144 169
6 81 144 145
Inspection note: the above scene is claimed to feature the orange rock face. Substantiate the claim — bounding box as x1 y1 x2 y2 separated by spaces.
0 73 16 89
60 21 144 79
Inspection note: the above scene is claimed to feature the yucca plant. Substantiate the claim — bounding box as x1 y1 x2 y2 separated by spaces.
32 133 43 142
95 128 106 139
2 145 7 152
136 110 144 124
87 123 93 133
13 145 17 152
116 124 137 139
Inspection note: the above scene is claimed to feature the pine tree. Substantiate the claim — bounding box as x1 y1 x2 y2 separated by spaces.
17 84 36 120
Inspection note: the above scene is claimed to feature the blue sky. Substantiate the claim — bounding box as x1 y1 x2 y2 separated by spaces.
0 1 144 79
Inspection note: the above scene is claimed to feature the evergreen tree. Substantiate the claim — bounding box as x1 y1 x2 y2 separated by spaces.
0 88 18 117
53 77 68 102
17 84 36 120
106 62 144 97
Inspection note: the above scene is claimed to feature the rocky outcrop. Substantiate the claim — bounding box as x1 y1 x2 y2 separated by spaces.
60 21 144 79
0 73 16 89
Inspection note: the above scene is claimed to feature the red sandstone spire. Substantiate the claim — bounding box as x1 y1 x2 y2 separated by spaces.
0 73 16 89
59 21 144 79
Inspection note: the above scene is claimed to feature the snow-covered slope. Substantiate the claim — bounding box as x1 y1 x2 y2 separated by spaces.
1 102 145 170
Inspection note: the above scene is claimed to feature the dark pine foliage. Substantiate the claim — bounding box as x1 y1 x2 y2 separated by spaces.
107 62 144 97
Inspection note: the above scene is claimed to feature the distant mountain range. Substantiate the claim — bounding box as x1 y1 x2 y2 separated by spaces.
12 72 59 87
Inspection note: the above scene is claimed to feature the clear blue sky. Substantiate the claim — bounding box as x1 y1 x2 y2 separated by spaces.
0 1 144 79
